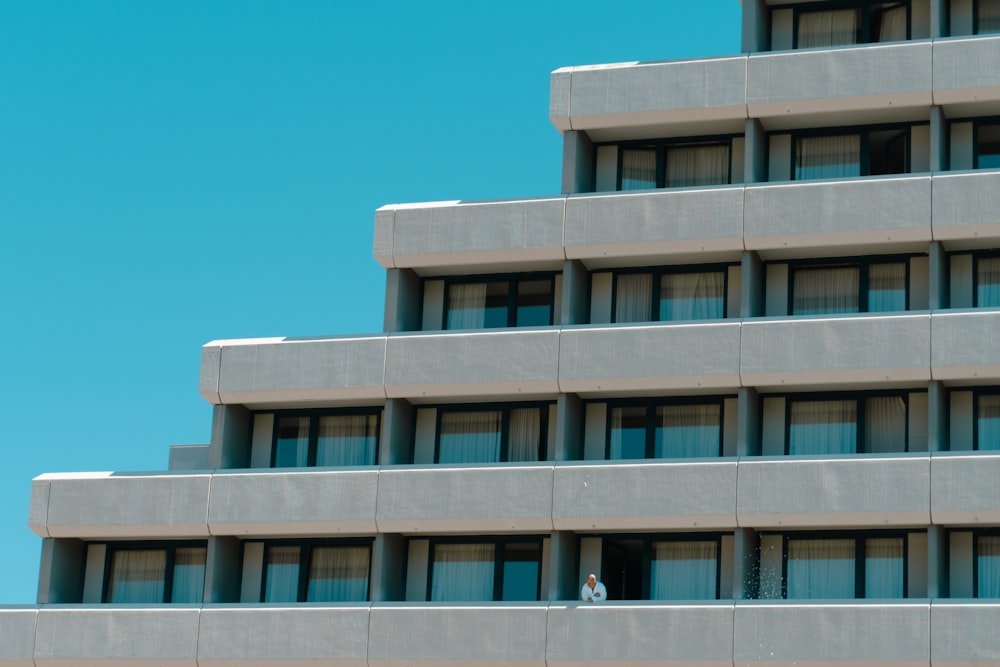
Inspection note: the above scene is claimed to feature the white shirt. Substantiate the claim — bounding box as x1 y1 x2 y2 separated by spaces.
581 581 607 603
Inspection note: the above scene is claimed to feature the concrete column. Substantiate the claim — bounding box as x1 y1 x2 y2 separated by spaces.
740 250 764 318
371 534 406 601
561 130 594 194
381 398 413 465
36 538 85 603
561 259 589 326
209 404 251 469
383 268 421 333
930 106 948 173
733 529 758 599
547 532 578 601
927 525 948 598
744 118 768 184
554 393 583 461
928 380 948 453
741 0 768 52
929 241 949 311
737 387 761 457
930 0 949 37
205 536 241 603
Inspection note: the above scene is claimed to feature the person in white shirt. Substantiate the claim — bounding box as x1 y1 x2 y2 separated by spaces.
581 573 607 603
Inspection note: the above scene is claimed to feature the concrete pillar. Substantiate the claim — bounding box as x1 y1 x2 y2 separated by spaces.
36 538 85 603
209 404 251 469
928 525 948 598
381 398 413 465
737 387 761 457
371 534 406 601
929 241 949 311
741 250 764 318
733 529 758 599
741 0 768 52
930 0 949 37
383 268 421 333
561 130 594 194
744 119 768 184
561 259 589 326
930 106 948 172
547 532 579 601
928 380 948 453
205 536 241 603
554 393 583 461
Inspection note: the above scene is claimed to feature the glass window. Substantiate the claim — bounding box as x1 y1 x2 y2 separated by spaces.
664 144 730 187
269 410 379 468
609 400 723 460
793 2 907 47
977 257 1000 307
978 125 1000 169
260 542 371 603
264 546 301 602
443 276 554 330
621 148 657 190
650 540 719 600
611 266 729 324
791 127 911 180
790 260 908 315
868 262 907 312
104 544 206 603
978 535 1000 597
429 539 541 601
978 0 1000 33
787 394 907 455
978 394 1000 450
437 405 547 463
274 416 310 468
609 406 648 459
613 139 735 191
785 535 904 599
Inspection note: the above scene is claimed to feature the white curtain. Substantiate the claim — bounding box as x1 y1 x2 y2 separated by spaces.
446 283 488 329
977 257 1000 307
979 395 1000 451
979 0 1000 33
868 263 907 312
793 266 860 314
979 536 1000 597
316 414 377 466
615 273 652 322
865 396 907 453
438 411 502 463
878 4 908 41
274 416 309 467
170 547 206 603
307 546 370 602
798 8 860 47
610 406 647 459
650 541 717 600
665 145 729 187
264 546 301 602
660 271 724 321
107 549 166 603
787 539 856 598
796 134 861 180
655 404 720 458
865 538 904 598
789 400 857 455
431 544 495 601
621 149 657 190
507 408 541 462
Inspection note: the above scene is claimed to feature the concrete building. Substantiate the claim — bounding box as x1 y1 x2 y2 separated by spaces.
8 0 1000 664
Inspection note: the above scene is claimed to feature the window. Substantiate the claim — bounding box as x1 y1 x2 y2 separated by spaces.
600 535 723 601
259 541 371 603
442 275 555 330
781 534 906 598
598 137 736 192
976 123 1000 168
784 393 909 455
103 543 206 603
786 125 912 180
606 266 730 323
269 409 380 468
975 393 1000 450
974 254 1000 307
788 257 909 314
427 538 542 601
436 404 550 463
976 532 1000 596
606 399 724 460
976 0 1000 33
783 2 908 48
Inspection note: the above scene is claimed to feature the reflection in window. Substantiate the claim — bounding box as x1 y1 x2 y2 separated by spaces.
272 411 379 468
444 276 555 330
618 140 732 191
612 267 728 324
105 544 206 603
429 540 541 601
262 542 371 603
437 405 548 463
788 395 907 455
609 400 723 460
785 536 903 599
791 260 907 315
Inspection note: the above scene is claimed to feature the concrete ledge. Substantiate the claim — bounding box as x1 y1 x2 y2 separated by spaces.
0 608 36 667
199 343 222 405
931 311 1000 382
375 465 554 534
34 607 201 666
373 207 395 269
558 323 742 394
737 456 931 529
734 602 930 667
931 602 1000 667
367 605 548 667
933 36 1000 107
207 470 378 536
741 315 931 389
41 473 211 539
932 171 1000 247
552 461 738 531
546 603 735 666
931 454 1000 525
197 606 370 667
29 478 51 538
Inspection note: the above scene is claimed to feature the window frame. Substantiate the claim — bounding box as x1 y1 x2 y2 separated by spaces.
424 535 545 602
101 540 208 604
256 538 374 603
592 134 741 192
434 272 558 330
775 390 913 455
774 122 920 181
598 263 736 324
433 401 553 464
782 254 914 315
263 407 382 468
600 396 730 460
770 0 912 49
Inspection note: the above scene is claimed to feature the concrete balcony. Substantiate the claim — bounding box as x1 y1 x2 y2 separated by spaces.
737 456 931 529
550 56 748 140
931 602 1000 667
375 465 554 534
546 603 734 667
933 35 1000 111
34 607 201 667
374 198 566 273
207 470 379 536
744 176 932 257
384 329 561 400
931 311 1000 382
558 322 742 394
931 454 1000 525
197 606 370 667
741 314 932 390
0 608 36 667
30 472 211 540
367 604 548 667
201 336 387 407
734 603 929 667
932 171 1000 248
747 41 933 126
564 187 744 264
552 461 738 531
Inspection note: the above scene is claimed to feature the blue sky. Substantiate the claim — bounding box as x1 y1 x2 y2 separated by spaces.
0 0 741 604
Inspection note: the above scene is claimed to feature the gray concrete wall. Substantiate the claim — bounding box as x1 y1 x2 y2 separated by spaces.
932 171 1000 246
931 311 1000 381
931 454 1000 524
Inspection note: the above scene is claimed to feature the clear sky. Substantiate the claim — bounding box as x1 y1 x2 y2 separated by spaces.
0 0 741 604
